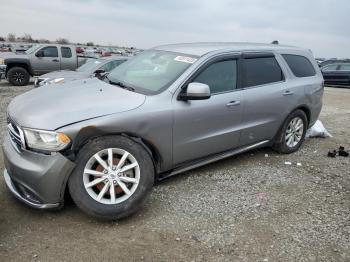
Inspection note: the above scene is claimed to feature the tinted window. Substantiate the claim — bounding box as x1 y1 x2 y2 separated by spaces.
61 47 72 58
244 57 283 87
41 46 58 57
282 54 316 77
193 60 237 94
322 64 338 72
339 64 350 71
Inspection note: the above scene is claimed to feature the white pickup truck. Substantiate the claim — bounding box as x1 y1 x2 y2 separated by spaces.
0 44 87 86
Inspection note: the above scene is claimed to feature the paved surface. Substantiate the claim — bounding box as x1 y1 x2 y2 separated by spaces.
0 80 349 261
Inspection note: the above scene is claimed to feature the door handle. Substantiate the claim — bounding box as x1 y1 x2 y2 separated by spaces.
283 90 294 96
52 59 59 62
226 101 241 107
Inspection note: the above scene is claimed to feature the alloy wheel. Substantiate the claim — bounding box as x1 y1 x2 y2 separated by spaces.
285 117 304 148
83 148 140 205
12 72 25 84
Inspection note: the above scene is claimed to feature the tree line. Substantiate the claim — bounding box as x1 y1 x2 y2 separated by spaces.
0 33 95 46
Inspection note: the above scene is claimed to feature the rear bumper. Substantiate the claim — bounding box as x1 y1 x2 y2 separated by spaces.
2 134 75 209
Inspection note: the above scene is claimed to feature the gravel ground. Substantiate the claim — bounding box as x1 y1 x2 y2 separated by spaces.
0 80 349 262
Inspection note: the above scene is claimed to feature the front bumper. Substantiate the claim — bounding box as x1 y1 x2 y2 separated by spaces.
2 134 75 209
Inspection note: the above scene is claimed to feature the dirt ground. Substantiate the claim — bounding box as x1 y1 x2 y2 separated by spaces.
0 81 349 262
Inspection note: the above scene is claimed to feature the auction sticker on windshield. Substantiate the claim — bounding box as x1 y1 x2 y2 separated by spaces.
174 56 197 64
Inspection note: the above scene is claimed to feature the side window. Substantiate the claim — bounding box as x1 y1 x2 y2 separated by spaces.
282 54 316 77
192 60 237 94
243 57 284 87
322 64 338 72
61 47 72 58
41 46 58 57
339 64 350 71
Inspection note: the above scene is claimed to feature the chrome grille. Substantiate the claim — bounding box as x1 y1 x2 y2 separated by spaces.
7 118 25 151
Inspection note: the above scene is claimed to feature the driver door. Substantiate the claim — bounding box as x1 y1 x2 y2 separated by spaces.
172 56 244 166
31 46 61 74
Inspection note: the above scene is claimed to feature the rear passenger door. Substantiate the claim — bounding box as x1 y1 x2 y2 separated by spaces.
239 53 287 146
60 46 76 71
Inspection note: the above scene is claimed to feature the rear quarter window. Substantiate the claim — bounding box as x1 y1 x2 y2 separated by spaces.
282 54 316 77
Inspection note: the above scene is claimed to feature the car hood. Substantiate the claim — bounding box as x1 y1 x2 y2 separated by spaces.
39 70 91 83
8 78 146 130
1 52 29 60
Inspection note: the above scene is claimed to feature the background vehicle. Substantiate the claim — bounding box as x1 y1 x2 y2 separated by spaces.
3 43 323 220
319 59 350 68
321 63 350 86
34 56 129 87
0 44 85 86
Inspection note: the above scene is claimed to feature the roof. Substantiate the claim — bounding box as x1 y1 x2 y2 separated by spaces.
153 42 304 56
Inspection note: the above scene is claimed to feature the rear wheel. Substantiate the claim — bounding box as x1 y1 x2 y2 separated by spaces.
68 136 154 220
7 67 30 86
273 110 308 154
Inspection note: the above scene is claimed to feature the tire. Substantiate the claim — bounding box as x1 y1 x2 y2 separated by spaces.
68 136 154 220
273 109 308 154
7 66 30 86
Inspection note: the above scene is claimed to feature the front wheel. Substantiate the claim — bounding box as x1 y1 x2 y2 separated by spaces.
273 110 308 154
7 66 30 86
68 136 154 220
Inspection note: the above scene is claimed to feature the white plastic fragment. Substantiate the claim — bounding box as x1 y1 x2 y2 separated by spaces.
297 162 302 167
265 154 269 158
284 161 292 165
306 120 332 138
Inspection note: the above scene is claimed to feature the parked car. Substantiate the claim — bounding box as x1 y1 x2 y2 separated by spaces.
0 44 12 52
3 43 323 220
321 63 350 86
319 59 350 68
76 47 85 54
34 56 129 87
0 44 83 86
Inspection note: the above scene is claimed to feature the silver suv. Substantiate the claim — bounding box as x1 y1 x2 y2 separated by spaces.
2 43 324 220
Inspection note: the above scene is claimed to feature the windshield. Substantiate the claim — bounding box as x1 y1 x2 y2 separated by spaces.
108 50 198 94
25 45 41 54
76 59 101 72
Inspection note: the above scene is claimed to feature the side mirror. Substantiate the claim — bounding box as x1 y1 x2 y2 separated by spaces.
178 82 211 101
35 50 44 57
94 69 106 75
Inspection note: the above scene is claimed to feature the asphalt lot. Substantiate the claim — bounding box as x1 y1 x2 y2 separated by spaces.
0 80 349 261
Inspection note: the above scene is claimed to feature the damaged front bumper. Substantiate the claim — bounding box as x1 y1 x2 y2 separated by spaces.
2 134 75 209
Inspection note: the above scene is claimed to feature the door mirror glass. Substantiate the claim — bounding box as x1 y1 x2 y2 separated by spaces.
179 82 211 101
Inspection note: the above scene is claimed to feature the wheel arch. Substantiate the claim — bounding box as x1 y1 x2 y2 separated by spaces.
273 105 310 144
67 127 162 175
5 61 33 76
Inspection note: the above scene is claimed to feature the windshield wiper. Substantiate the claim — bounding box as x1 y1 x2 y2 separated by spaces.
106 76 135 92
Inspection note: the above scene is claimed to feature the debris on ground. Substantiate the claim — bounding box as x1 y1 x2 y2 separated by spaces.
328 146 349 158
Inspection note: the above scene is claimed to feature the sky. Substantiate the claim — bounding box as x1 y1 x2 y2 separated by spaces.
0 0 349 58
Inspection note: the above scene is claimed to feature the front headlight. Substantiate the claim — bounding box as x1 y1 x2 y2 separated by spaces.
0 58 4 65
23 128 71 152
